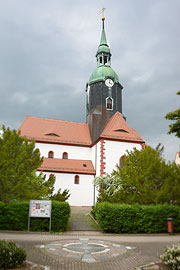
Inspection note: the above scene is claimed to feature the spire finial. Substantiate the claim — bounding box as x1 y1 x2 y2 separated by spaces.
99 8 106 29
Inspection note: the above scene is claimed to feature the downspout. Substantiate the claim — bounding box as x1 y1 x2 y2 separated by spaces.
93 143 97 206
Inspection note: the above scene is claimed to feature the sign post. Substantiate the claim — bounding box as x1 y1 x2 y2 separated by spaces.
28 200 52 232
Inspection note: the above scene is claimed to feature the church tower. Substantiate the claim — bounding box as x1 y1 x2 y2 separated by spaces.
86 16 124 143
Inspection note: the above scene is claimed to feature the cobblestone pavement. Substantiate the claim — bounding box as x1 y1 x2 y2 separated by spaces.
0 231 180 270
67 207 99 231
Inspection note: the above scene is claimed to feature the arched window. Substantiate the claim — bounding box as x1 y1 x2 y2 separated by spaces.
48 151 54 158
62 152 68 159
106 97 113 110
74 175 79 184
119 155 126 168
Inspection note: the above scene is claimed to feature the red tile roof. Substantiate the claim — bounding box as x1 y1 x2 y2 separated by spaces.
38 158 95 175
100 112 145 143
18 116 92 146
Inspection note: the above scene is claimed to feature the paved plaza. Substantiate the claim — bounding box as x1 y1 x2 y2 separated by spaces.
0 231 180 270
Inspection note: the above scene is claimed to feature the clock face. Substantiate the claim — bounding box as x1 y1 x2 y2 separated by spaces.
105 78 114 87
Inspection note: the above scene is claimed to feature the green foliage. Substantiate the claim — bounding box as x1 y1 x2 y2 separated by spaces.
0 201 70 232
51 201 71 231
94 174 121 202
0 126 55 202
165 90 180 138
0 201 29 230
0 240 26 268
51 188 71 201
93 202 180 233
94 145 180 204
160 243 180 270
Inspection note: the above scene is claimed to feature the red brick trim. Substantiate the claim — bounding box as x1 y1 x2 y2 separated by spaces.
100 139 106 176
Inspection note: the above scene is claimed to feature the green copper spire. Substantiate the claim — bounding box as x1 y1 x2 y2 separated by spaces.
100 19 107 45
96 17 111 57
88 17 119 85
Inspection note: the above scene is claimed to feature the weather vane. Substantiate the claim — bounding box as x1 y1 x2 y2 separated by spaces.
99 7 106 20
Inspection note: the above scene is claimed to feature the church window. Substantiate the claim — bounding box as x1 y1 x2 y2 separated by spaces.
119 155 126 168
104 56 108 65
106 97 113 110
62 152 68 159
48 151 54 158
74 175 79 184
100 56 103 64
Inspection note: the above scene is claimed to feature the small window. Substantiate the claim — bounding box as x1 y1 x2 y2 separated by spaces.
48 151 54 158
83 164 87 167
62 152 68 159
106 97 113 110
100 56 102 64
114 129 128 133
46 133 59 137
74 175 79 184
104 56 108 65
119 155 126 168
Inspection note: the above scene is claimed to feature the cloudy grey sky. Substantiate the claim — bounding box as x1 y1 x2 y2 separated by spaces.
0 0 179 161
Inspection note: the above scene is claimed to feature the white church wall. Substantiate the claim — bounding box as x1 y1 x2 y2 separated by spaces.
41 171 95 206
175 152 180 165
104 140 142 174
92 141 101 176
36 142 92 160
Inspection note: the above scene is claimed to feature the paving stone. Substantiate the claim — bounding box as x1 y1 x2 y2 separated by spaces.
0 232 180 270
82 253 96 263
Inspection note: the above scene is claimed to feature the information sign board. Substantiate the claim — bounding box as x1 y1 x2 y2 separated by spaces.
29 200 51 218
28 200 52 232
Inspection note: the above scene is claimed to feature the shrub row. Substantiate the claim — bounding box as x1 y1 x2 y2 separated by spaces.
93 202 180 233
0 201 70 232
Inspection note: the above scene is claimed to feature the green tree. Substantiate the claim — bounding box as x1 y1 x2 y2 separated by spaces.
165 90 180 138
94 174 121 202
0 126 55 202
94 145 180 204
51 188 71 201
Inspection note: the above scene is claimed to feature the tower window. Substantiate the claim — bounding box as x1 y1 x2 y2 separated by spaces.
104 56 108 65
62 152 68 159
48 151 54 158
100 56 102 64
106 97 113 110
74 175 79 184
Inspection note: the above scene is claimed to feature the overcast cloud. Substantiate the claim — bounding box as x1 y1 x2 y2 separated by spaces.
0 0 179 161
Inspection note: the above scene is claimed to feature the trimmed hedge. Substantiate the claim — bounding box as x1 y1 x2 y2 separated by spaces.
93 202 180 233
0 201 70 232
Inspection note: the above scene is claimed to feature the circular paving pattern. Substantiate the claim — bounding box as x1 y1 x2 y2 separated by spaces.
36 238 136 263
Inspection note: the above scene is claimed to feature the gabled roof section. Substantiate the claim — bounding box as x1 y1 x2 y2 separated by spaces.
100 112 145 143
38 158 95 175
18 116 92 146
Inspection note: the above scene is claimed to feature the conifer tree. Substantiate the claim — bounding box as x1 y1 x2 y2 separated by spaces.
0 126 55 202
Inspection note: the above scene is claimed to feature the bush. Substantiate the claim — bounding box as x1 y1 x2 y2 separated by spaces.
93 202 180 233
160 243 180 270
0 201 71 232
0 240 26 268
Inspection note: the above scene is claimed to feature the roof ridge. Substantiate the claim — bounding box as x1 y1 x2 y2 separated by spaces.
26 116 88 126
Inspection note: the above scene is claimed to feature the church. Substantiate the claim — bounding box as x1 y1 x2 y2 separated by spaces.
19 16 145 206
